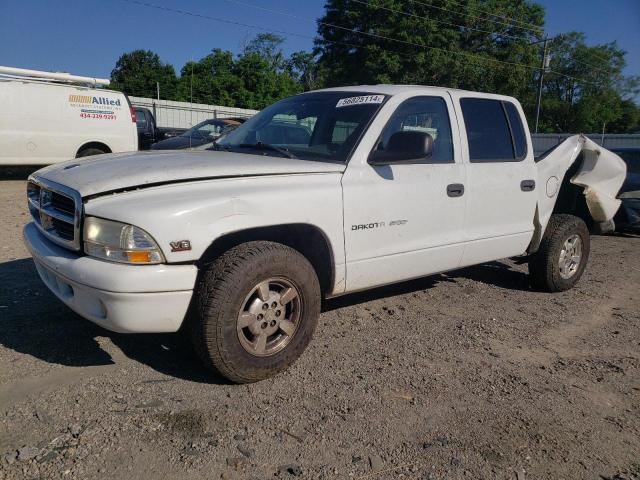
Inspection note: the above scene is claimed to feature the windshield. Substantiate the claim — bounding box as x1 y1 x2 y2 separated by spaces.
216 91 387 162
181 120 237 139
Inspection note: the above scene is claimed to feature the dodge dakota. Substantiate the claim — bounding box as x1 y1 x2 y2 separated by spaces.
23 85 626 383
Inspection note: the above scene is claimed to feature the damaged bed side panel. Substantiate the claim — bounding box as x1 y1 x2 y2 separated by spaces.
529 135 626 252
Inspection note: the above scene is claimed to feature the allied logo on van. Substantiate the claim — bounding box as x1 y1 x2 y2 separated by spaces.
68 95 122 106
69 95 121 120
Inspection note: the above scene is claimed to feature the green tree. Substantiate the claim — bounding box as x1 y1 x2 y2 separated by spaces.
244 33 287 71
110 50 178 99
314 1 639 133
286 51 320 91
236 33 301 108
176 49 242 106
234 51 300 109
175 34 301 109
314 0 544 98
607 100 640 134
536 32 640 133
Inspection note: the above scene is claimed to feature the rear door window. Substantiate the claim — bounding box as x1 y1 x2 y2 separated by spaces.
460 98 527 162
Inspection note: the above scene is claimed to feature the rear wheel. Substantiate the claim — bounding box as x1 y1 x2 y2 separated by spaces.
190 241 321 383
76 147 106 158
528 214 590 292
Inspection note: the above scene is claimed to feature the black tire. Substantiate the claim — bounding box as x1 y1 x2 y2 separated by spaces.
528 214 590 292
76 148 106 158
190 241 321 383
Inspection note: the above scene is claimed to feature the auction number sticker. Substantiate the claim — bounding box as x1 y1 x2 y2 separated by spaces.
336 95 385 108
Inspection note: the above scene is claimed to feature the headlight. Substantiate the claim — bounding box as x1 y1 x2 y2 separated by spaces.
83 217 164 264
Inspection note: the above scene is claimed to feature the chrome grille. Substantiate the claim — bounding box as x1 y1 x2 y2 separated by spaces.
51 192 75 216
27 177 82 251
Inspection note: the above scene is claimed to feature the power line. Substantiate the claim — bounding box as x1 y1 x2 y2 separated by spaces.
404 0 544 35
220 0 601 86
119 0 314 42
377 3 610 74
545 34 612 73
350 2 610 80
220 0 542 70
414 0 545 33
533 34 610 75
350 0 534 42
118 0 600 87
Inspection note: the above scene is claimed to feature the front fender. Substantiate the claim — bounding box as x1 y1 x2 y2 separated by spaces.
83 173 345 278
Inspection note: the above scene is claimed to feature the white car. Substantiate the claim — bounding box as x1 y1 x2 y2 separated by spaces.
0 66 137 165
23 85 626 383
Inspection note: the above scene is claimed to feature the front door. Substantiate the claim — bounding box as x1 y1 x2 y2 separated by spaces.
342 94 467 292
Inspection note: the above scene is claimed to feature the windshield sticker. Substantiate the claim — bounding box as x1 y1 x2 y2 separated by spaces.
336 95 385 108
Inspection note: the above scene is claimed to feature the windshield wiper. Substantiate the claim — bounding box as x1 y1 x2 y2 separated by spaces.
238 142 297 159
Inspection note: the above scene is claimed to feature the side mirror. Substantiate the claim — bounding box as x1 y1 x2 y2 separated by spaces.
368 131 433 165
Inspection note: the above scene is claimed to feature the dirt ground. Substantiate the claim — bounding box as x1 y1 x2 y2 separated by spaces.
0 175 639 480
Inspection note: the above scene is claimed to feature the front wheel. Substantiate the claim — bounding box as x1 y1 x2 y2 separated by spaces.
528 214 590 292
190 241 321 383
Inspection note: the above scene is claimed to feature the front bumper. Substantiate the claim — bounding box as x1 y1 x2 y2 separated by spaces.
23 222 198 333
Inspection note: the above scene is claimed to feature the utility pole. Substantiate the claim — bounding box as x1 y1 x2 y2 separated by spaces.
534 35 549 134
156 81 160 100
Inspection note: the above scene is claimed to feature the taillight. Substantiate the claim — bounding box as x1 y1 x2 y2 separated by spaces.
130 107 136 123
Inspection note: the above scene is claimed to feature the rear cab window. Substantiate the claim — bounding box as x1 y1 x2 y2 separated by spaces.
460 98 528 162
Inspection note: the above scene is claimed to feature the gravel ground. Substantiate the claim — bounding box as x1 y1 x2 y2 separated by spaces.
0 176 639 480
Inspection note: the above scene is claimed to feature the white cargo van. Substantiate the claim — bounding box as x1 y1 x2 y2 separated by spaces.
0 66 138 165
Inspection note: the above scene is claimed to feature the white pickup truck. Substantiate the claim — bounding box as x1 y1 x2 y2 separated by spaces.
23 85 626 383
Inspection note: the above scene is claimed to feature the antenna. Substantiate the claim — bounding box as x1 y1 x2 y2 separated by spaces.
0 66 109 87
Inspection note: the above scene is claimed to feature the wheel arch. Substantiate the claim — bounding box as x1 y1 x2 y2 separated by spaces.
198 223 336 296
529 153 599 254
76 141 112 157
550 153 594 224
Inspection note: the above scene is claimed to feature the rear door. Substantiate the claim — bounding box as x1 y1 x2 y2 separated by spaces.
450 93 537 265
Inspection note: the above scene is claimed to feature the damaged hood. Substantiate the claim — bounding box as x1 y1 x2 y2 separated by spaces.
33 150 345 197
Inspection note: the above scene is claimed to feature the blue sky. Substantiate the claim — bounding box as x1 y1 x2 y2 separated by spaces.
1 0 638 93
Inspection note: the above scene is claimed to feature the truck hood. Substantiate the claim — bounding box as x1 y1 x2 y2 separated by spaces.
33 150 346 197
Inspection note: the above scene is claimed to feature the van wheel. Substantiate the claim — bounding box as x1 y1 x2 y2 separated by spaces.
190 241 321 383
76 148 106 158
528 214 590 292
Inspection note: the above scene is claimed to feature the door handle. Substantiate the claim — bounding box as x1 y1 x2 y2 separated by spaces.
520 180 536 192
447 183 465 197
